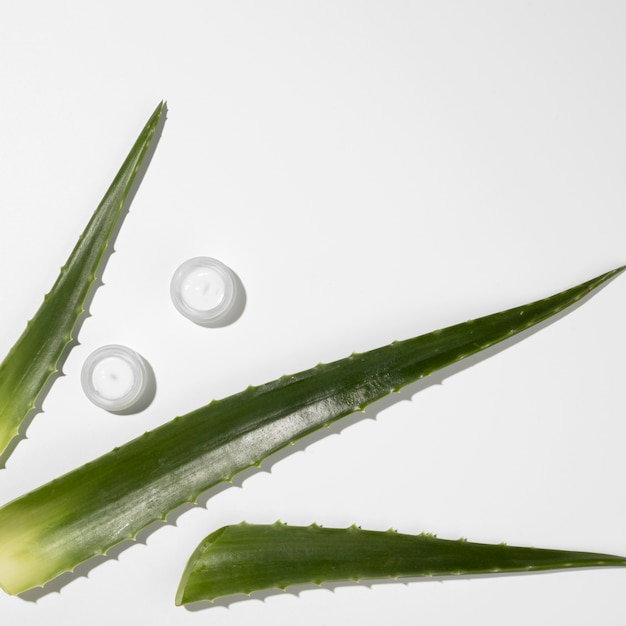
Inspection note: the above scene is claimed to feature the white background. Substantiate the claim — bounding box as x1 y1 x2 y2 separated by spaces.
1 1 625 624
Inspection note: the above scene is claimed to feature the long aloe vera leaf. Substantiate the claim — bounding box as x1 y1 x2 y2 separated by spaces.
0 267 622 595
0 102 164 459
175 522 626 604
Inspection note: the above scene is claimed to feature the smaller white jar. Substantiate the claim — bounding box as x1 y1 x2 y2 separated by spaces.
81 345 153 413
170 257 240 326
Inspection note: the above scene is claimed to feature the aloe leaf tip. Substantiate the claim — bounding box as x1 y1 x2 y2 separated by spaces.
175 523 626 605
0 102 164 460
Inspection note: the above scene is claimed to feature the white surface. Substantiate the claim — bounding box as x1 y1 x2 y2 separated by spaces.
0 1 625 624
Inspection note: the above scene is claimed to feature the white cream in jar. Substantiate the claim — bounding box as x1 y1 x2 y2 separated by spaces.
81 345 153 413
170 257 240 326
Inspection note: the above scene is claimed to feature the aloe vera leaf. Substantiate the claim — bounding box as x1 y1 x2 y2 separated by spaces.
175 522 626 604
0 267 622 595
0 102 164 459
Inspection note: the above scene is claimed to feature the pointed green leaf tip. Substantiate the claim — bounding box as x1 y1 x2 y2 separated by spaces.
175 523 626 604
0 266 621 595
0 102 164 460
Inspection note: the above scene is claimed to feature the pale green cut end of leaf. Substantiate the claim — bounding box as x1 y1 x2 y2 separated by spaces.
0 102 164 459
0 266 622 595
175 522 626 604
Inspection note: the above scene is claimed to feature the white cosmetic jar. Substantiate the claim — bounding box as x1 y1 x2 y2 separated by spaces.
170 257 240 326
81 345 152 413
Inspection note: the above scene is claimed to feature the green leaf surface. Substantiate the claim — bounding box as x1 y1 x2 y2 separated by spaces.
0 266 622 595
176 522 626 604
0 102 164 460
